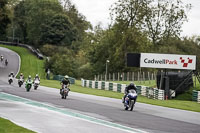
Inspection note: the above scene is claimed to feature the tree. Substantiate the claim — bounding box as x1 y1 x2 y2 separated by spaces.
143 0 191 45
0 0 10 40
40 14 77 46
110 0 191 45
14 0 64 46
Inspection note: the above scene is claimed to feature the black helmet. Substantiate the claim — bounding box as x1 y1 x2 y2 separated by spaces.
130 83 135 86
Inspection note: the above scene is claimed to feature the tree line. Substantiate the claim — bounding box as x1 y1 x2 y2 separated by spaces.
1 0 200 79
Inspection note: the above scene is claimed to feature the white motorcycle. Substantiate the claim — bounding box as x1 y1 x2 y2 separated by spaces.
123 89 137 111
18 78 24 87
33 79 40 90
8 76 14 84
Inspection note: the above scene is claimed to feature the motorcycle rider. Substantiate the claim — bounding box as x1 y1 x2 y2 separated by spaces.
8 72 15 78
60 75 70 95
25 75 32 88
5 59 8 66
19 73 24 80
34 74 40 83
18 73 24 82
8 72 14 84
0 55 3 62
122 83 137 104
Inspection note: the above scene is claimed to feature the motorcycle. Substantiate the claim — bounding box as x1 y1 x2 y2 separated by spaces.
5 59 8 66
33 79 40 90
60 84 70 99
18 78 24 87
25 80 32 92
8 76 14 84
0 56 3 62
123 89 137 111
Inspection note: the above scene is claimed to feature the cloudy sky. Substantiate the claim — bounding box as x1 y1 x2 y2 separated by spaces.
72 0 200 37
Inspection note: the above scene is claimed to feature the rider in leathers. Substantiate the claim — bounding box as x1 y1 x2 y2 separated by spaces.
60 75 70 94
123 83 137 104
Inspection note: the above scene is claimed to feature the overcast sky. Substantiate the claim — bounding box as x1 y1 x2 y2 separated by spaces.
72 0 200 37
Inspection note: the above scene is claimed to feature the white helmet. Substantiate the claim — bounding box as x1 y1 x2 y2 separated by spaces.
64 75 69 79
36 74 38 77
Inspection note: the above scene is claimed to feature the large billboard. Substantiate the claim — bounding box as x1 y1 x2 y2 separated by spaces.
140 53 196 70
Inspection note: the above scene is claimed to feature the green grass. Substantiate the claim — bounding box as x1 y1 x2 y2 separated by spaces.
1 44 200 112
0 44 45 79
0 117 35 133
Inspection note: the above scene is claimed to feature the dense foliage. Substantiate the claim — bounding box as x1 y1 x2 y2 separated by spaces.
1 0 200 79
0 0 11 40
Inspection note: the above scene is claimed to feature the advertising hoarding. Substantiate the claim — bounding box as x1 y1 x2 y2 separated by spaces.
140 53 196 70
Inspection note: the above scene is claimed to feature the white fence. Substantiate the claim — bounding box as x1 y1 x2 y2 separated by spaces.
81 79 169 100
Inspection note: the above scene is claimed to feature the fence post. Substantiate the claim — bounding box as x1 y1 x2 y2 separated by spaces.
132 72 134 81
154 71 156 81
138 71 140 83
127 72 129 81
143 72 145 84
122 72 125 81
148 72 150 84
118 72 120 81
113 73 115 81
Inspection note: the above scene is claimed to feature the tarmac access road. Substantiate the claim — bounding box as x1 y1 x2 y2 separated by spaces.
0 47 200 133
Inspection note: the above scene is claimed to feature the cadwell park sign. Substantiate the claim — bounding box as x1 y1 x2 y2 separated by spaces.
127 53 196 70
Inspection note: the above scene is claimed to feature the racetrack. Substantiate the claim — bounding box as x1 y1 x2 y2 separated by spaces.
0 47 200 133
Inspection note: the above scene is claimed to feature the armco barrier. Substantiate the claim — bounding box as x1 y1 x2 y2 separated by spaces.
0 41 44 59
81 79 166 100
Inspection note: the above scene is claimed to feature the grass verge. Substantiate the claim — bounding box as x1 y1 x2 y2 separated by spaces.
0 117 35 133
1 44 200 112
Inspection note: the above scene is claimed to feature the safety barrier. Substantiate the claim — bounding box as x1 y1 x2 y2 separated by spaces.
192 90 200 103
81 79 166 100
192 90 198 101
0 41 44 59
198 92 200 103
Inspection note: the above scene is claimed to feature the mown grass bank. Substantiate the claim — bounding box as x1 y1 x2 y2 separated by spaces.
1 44 200 112
0 117 35 133
0 44 45 79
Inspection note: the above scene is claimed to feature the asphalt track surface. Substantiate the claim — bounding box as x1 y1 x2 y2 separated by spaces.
0 47 200 133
